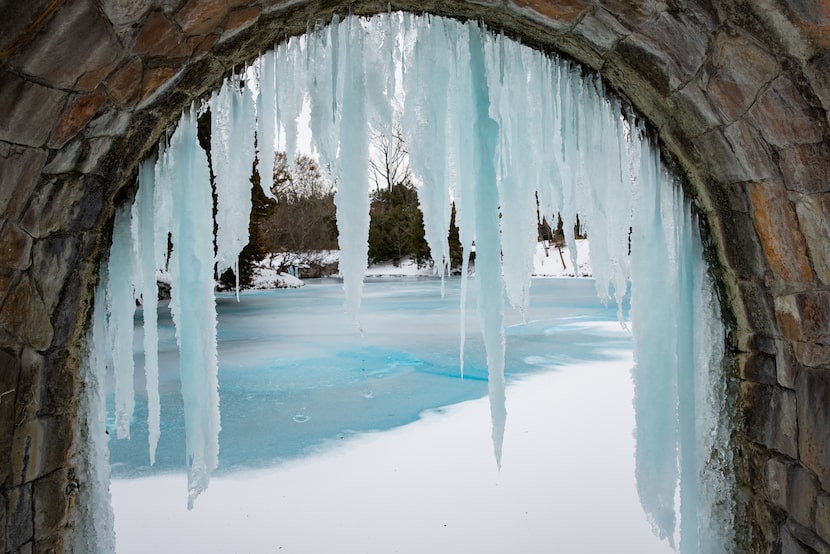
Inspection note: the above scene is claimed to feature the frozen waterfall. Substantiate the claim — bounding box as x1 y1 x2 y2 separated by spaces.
86 12 733 553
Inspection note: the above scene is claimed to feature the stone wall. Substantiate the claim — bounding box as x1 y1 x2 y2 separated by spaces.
0 1 828 552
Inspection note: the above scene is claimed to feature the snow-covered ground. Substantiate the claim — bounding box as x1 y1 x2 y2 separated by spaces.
249 239 591 287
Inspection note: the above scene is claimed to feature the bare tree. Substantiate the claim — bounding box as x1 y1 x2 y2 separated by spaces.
369 128 412 192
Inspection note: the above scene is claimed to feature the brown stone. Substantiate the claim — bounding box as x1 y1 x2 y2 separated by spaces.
775 291 830 344
15 348 44 425
10 416 71 487
0 144 48 222
508 0 591 26
741 381 798 458
47 89 108 149
776 341 799 389
796 367 830 490
224 6 261 36
0 1 59 55
189 33 219 57
738 352 778 385
107 57 143 108
747 182 814 286
0 275 53 351
33 469 70 542
175 0 229 36
597 0 663 29
139 66 180 106
0 72 67 147
136 11 193 58
780 142 830 195
782 0 830 49
704 31 780 122
10 0 123 92
788 464 818 529
0 221 33 271
747 75 824 148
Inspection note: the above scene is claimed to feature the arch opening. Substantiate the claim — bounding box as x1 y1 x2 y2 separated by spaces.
80 13 734 553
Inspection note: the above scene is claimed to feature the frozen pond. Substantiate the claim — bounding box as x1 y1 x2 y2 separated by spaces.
110 277 671 553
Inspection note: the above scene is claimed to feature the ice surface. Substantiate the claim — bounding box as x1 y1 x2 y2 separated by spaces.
101 12 730 550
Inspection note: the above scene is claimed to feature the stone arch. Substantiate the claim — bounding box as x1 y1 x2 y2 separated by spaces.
1 1 828 551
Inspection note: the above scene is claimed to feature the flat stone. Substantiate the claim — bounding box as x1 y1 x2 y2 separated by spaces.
788 464 818 529
30 237 79 316
106 57 143 108
818 494 830 543
78 137 113 175
222 6 261 38
669 82 725 137
0 348 20 486
638 10 709 89
10 0 123 92
747 75 824 148
0 275 53 351
722 121 779 182
597 0 663 29
42 141 82 175
10 416 71 487
0 144 48 222
139 66 180 107
775 291 830 344
703 31 780 122
747 182 814 286
85 110 132 139
33 469 70 542
0 221 33 271
175 0 230 36
0 492 6 553
508 0 591 27
5 483 33 552
573 7 629 52
136 11 192 58
14 348 44 426
0 72 67 147
781 525 812 554
739 352 778 385
776 341 799 389
796 367 830 491
764 456 789 508
740 381 798 458
781 0 830 49
102 0 153 25
0 1 56 54
47 88 108 149
780 141 830 195
20 177 88 239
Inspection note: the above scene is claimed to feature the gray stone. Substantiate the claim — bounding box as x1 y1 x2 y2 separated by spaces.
0 348 19 486
102 0 153 25
30 236 80 315
42 141 82 175
739 353 778 385
0 1 56 54
0 143 48 222
747 75 824 148
5 483 33 552
818 494 830 544
796 368 830 491
638 10 710 90
0 73 66 148
795 193 830 286
765 457 789 508
741 381 798 458
10 416 72 487
573 7 629 52
0 222 33 271
788 464 818 529
780 142 830 195
33 469 70 542
78 137 113 175
0 275 53 351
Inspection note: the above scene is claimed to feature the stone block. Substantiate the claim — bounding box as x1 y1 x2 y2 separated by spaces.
30 236 80 315
795 193 830 286
597 0 663 29
669 82 724 137
78 137 114 175
0 275 53 351
747 75 824 148
741 381 798 458
788 464 818 529
775 291 830 344
507 0 591 26
136 11 192 58
781 524 811 554
6 483 33 552
739 352 778 385
776 341 798 390
637 10 709 89
0 222 33 271
572 7 628 52
764 457 789 508
0 143 48 222
9 0 123 91
723 121 778 182
175 0 230 36
0 1 56 54
20 177 89 239
33 469 70 542
222 6 262 38
139 66 180 107
43 141 82 175
780 141 830 195
102 0 153 25
10 416 71 487
47 89 108 149
818 494 830 543
0 348 19 486
15 348 44 424
0 72 66 147
703 31 780 123
86 110 132 139
106 58 143 108
747 182 814 286
796 368 830 491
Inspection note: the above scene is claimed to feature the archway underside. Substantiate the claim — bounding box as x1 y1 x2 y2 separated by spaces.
0 1 828 551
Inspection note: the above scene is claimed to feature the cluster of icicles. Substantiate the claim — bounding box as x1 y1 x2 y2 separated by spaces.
78 12 734 553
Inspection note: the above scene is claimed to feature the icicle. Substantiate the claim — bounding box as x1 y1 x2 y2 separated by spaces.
257 50 278 199
165 105 221 509
211 76 257 292
333 17 371 327
107 204 136 440
132 158 161 465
